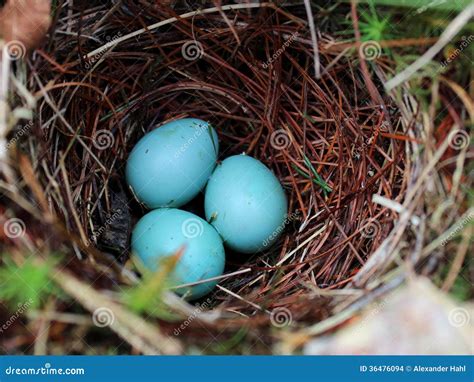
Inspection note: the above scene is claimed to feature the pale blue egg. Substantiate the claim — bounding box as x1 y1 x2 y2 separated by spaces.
131 208 225 299
126 118 219 208
204 155 287 253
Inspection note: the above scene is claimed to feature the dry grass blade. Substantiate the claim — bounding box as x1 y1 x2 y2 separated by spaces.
52 269 182 355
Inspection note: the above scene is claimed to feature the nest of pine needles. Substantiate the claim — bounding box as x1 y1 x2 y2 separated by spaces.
1 1 471 354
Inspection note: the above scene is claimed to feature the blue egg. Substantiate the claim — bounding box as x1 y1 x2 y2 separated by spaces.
204 155 287 253
131 208 225 299
126 118 219 208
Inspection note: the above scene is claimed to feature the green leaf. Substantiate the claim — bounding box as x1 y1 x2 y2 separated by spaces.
292 154 332 194
341 0 470 12
121 253 180 320
0 256 60 310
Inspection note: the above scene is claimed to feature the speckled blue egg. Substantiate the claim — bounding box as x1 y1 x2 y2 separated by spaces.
131 208 225 299
126 118 219 208
204 155 287 253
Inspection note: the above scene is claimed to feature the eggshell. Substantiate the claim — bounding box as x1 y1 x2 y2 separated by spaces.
204 154 287 253
131 208 225 299
126 118 219 208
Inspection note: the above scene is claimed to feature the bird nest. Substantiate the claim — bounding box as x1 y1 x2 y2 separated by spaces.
3 1 436 353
